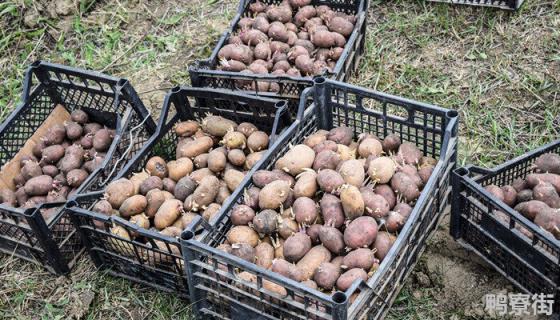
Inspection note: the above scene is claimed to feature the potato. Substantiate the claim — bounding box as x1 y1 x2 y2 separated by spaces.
394 202 413 221
64 121 82 140
0 189 17 206
275 144 315 176
194 153 209 169
253 209 278 235
243 186 261 209
92 199 113 215
171 176 195 202
40 145 65 165
227 226 259 247
304 131 328 148
167 158 193 181
138 176 162 195
358 138 383 159
338 159 365 187
44 124 66 145
374 231 396 261
527 173 560 193
67 169 89 188
21 161 42 181
177 136 214 159
313 150 341 171
374 184 396 209
318 194 344 229
340 184 364 220
71 109 88 124
534 208 560 239
231 204 255 226
104 178 135 209
343 248 376 271
336 268 368 291
129 213 150 234
398 164 423 188
192 176 220 210
222 131 247 150
231 243 256 263
337 144 356 161
278 216 298 239
293 171 317 199
224 169 245 192
396 142 422 165
23 175 53 196
319 225 345 254
293 197 319 225
314 262 340 290
367 157 396 184
245 151 265 170
246 131 269 152
328 16 354 37
535 153 560 174
533 182 560 208
267 3 292 23
202 116 237 137
206 150 226 173
317 169 345 194
501 185 518 207
154 199 183 230
361 187 390 219
227 149 246 167
93 128 113 152
58 154 83 174
218 44 253 65
312 29 335 48
255 242 274 269
83 123 102 135
202 203 221 222
258 180 291 210
385 211 405 232
174 120 199 138
418 165 434 185
284 232 312 262
391 172 421 203
344 216 378 249
296 245 332 280
272 259 306 282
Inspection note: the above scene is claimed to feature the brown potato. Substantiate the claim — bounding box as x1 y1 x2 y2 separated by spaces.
93 128 114 152
66 169 89 188
314 262 340 290
319 225 345 254
338 159 365 187
192 176 220 210
317 169 345 194
293 171 318 198
296 245 332 280
227 225 259 247
253 209 278 235
275 144 315 176
344 216 378 249
167 158 194 181
320 193 345 228
24 175 54 196
358 138 383 158
231 204 256 226
340 184 365 220
258 180 291 210
247 131 269 152
391 172 421 203
293 197 319 224
255 242 275 269
284 232 312 262
533 182 560 208
361 187 390 219
368 157 396 184
374 231 396 261
336 268 367 291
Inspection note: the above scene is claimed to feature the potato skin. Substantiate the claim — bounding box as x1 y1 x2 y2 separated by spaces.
336 268 367 291
284 232 312 262
296 245 332 280
293 197 319 224
154 199 183 230
343 248 376 270
258 180 291 210
314 262 340 290
120 195 148 217
227 225 259 247
320 193 345 228
340 184 365 220
24 175 54 196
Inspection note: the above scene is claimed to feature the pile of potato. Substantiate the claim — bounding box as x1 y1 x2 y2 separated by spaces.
91 115 272 253
217 126 437 296
0 110 111 220
484 153 560 240
217 0 358 92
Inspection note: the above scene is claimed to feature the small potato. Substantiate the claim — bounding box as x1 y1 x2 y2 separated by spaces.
385 211 405 232
293 171 318 198
391 172 421 203
93 128 114 152
344 216 378 249
105 178 135 209
358 138 383 158
119 195 148 218
202 116 237 137
343 248 376 271
258 180 291 210
67 169 89 188
227 225 259 247
284 232 312 262
207 149 227 173
253 209 278 235
247 131 269 152
320 193 345 228
145 156 168 178
255 242 275 269
139 176 163 195
304 131 328 149
21 161 43 181
275 144 315 176
340 184 365 220
154 199 183 230
336 268 367 291
175 120 199 137
396 142 422 165
314 262 340 290
227 149 246 167
319 225 345 254
313 150 341 171
361 187 390 219
224 169 245 192
231 204 255 226
278 216 298 239
338 159 365 187
192 176 220 210
231 243 256 263
24 175 54 196
222 131 247 150
368 157 396 184
71 109 89 124
167 158 194 181
374 231 396 261
293 197 319 224
317 169 345 194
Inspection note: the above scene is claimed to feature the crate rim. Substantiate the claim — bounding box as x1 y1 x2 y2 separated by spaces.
181 77 459 313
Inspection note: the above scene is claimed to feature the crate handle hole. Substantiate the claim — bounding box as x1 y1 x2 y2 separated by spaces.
181 230 195 240
313 76 326 85
171 86 181 93
332 291 347 304
275 101 287 109
447 110 459 118
455 167 470 177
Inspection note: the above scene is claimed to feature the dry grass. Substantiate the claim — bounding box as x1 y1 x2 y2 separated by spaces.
0 0 559 319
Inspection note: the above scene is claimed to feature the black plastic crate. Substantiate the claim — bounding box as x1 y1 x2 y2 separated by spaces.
189 0 368 115
68 86 292 297
181 77 459 319
0 61 156 275
451 140 560 311
427 0 524 10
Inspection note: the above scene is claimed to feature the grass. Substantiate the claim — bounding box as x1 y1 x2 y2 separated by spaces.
1 0 559 319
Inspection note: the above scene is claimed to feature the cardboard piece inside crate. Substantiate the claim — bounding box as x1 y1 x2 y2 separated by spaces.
0 104 71 191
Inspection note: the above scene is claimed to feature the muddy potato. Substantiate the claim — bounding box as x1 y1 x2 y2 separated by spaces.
535 153 560 174
343 248 376 270
258 180 291 210
227 225 259 247
361 187 390 219
275 144 315 176
344 216 378 249
144 156 168 178
139 176 163 195
293 197 319 225
340 184 364 220
296 245 332 280
154 199 183 230
374 231 396 261
336 268 367 291
314 262 340 290
317 169 345 194
368 157 396 184
319 225 345 254
253 209 279 235
284 232 312 262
